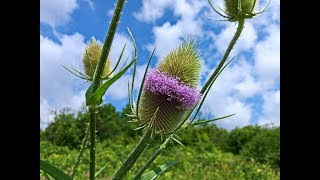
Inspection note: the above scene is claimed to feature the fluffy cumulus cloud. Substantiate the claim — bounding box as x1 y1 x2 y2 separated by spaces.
139 0 206 60
201 59 257 130
254 24 280 88
258 90 280 126
40 0 79 27
40 33 87 128
213 22 258 55
133 0 172 22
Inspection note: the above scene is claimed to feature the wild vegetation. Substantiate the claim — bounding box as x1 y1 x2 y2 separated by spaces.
40 104 280 179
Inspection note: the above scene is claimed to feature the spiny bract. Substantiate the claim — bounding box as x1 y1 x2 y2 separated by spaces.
82 37 111 78
138 40 201 134
157 40 201 88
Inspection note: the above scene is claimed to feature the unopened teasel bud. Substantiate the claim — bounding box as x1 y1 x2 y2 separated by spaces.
225 0 257 16
82 37 112 78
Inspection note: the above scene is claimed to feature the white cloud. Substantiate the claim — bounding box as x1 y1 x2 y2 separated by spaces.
143 0 205 60
133 0 172 22
213 22 258 55
40 0 79 27
200 59 258 130
257 90 280 126
202 95 252 131
254 24 280 88
40 33 87 129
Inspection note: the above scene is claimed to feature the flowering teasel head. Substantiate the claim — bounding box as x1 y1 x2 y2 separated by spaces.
137 40 202 134
82 37 112 79
208 0 270 22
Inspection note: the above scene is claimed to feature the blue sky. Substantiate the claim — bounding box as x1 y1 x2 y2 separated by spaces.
40 0 280 130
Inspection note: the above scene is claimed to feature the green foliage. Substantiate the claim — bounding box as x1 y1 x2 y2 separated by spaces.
139 161 178 180
40 139 279 179
40 104 280 179
40 160 72 180
226 125 262 154
43 109 86 149
241 127 280 170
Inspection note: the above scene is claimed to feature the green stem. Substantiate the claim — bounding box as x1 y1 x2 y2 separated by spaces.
71 124 90 178
201 19 245 94
91 0 126 93
89 107 97 180
87 0 126 179
113 128 153 180
133 136 171 180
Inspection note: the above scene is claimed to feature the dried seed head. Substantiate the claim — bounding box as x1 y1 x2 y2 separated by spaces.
82 37 111 78
138 40 202 134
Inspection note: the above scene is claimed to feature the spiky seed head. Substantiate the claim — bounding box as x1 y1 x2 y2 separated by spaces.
225 0 257 17
138 40 202 134
82 37 111 78
157 40 201 88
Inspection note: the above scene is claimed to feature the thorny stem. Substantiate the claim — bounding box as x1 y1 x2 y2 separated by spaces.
133 136 172 179
89 107 97 180
71 124 90 178
90 0 126 93
87 0 126 179
113 128 153 180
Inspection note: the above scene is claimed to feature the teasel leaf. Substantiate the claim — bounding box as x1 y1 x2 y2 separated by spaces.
191 114 236 126
139 161 179 180
40 160 72 180
86 57 136 106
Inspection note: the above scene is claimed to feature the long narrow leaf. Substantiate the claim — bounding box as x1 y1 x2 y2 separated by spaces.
105 44 126 79
128 28 137 105
95 163 109 178
191 113 235 126
86 57 136 106
61 65 88 80
40 160 72 180
139 161 179 180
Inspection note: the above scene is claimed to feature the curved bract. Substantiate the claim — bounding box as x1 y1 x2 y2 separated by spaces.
157 40 201 88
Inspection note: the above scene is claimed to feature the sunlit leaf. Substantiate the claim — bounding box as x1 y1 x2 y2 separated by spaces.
40 160 72 180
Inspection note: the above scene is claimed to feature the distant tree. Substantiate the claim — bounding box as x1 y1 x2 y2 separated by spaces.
226 125 262 154
43 108 84 149
241 127 280 169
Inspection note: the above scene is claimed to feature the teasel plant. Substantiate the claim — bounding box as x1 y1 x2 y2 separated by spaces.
40 0 138 180
112 0 271 179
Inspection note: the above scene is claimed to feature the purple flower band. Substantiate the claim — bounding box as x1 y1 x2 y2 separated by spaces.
144 70 201 108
